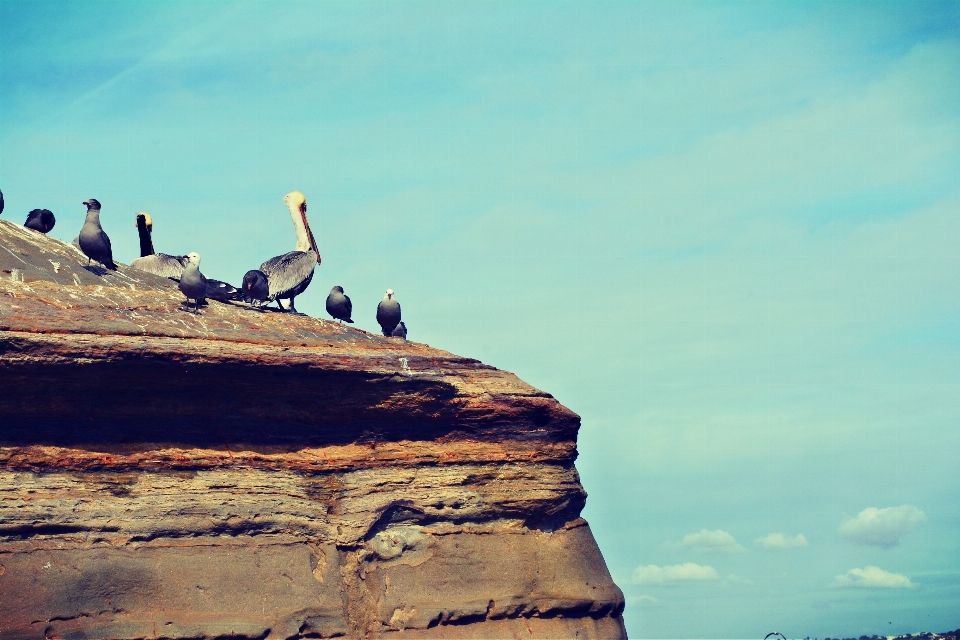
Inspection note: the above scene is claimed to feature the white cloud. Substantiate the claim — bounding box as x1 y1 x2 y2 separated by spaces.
627 594 664 607
632 563 720 585
832 566 915 589
755 532 809 550
670 529 747 553
839 505 927 548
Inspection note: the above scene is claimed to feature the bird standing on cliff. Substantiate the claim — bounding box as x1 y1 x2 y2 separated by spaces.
326 286 353 323
377 289 401 336
241 270 270 308
259 191 320 314
0 189 5 215
78 199 117 270
24 209 56 234
130 212 188 279
178 252 207 314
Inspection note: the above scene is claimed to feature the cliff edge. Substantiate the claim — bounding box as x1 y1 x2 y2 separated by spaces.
0 219 626 639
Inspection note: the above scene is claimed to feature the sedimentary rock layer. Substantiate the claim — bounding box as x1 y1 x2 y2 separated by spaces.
0 221 625 639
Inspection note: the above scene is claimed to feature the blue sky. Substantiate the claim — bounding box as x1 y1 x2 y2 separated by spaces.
2 2 960 637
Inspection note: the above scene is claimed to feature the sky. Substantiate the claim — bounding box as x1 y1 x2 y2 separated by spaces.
2 1 959 637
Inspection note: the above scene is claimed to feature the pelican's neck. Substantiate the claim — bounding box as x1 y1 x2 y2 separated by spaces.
137 219 155 257
288 201 312 253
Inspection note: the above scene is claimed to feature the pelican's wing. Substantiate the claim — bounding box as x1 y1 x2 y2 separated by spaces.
260 250 316 299
130 253 187 279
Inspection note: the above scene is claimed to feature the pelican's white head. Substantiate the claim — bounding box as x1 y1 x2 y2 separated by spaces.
283 191 320 262
186 252 201 266
384 289 394 300
135 212 153 229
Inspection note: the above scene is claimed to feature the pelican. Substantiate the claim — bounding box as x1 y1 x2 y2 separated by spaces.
325 285 353 323
259 191 320 313
78 199 117 270
178 252 207 314
24 209 56 234
130 212 188 279
376 289 401 336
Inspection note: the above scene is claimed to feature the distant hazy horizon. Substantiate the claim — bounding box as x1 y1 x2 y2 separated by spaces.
2 1 959 637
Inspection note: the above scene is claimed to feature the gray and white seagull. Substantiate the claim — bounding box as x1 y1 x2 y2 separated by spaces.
78 199 117 270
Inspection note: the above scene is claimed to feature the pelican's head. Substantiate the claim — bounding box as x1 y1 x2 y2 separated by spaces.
283 190 321 264
186 252 201 266
135 212 153 229
83 198 101 211
284 190 306 212
384 289 394 300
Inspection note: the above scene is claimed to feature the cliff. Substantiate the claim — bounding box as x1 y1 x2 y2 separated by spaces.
0 219 626 639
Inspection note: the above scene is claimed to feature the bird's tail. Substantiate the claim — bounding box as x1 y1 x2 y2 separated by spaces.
345 318 354 323
106 260 117 271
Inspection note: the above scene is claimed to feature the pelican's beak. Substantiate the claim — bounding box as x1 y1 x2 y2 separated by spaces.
301 202 321 264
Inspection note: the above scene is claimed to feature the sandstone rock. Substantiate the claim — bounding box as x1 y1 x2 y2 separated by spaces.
0 219 625 639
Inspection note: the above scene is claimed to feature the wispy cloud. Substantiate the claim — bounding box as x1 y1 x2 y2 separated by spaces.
627 594 664 607
832 566 915 589
668 529 747 553
632 563 720 585
839 505 927 548
755 532 808 550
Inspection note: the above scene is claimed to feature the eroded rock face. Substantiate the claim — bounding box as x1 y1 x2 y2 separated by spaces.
0 220 625 639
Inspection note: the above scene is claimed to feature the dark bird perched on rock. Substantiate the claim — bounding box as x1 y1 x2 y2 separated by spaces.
203 278 239 303
130 212 188 279
326 285 353 323
78 199 117 270
241 270 270 308
376 289 401 336
24 209 55 233
0 189 5 215
178 252 207 314
390 321 407 340
259 191 320 313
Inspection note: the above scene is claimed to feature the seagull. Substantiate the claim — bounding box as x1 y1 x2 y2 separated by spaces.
129 212 188 279
78 199 117 270
259 191 320 313
178 252 207 314
376 289 401 336
241 270 270 308
390 321 407 340
24 209 56 234
325 285 353 323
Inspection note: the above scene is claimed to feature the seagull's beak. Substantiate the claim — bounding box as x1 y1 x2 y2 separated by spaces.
82 201 89 206
301 203 321 265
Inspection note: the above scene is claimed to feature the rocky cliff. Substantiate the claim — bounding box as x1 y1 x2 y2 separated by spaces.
0 219 625 639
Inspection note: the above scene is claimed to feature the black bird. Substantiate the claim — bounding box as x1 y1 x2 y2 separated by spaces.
203 278 239 303
78 199 117 270
325 285 353 323
259 191 320 313
390 321 407 340
376 289 401 336
178 253 207 314
0 189 4 215
24 209 55 234
241 270 270 308
129 212 189 278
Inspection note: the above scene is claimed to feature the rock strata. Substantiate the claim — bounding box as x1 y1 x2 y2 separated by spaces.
0 220 625 639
